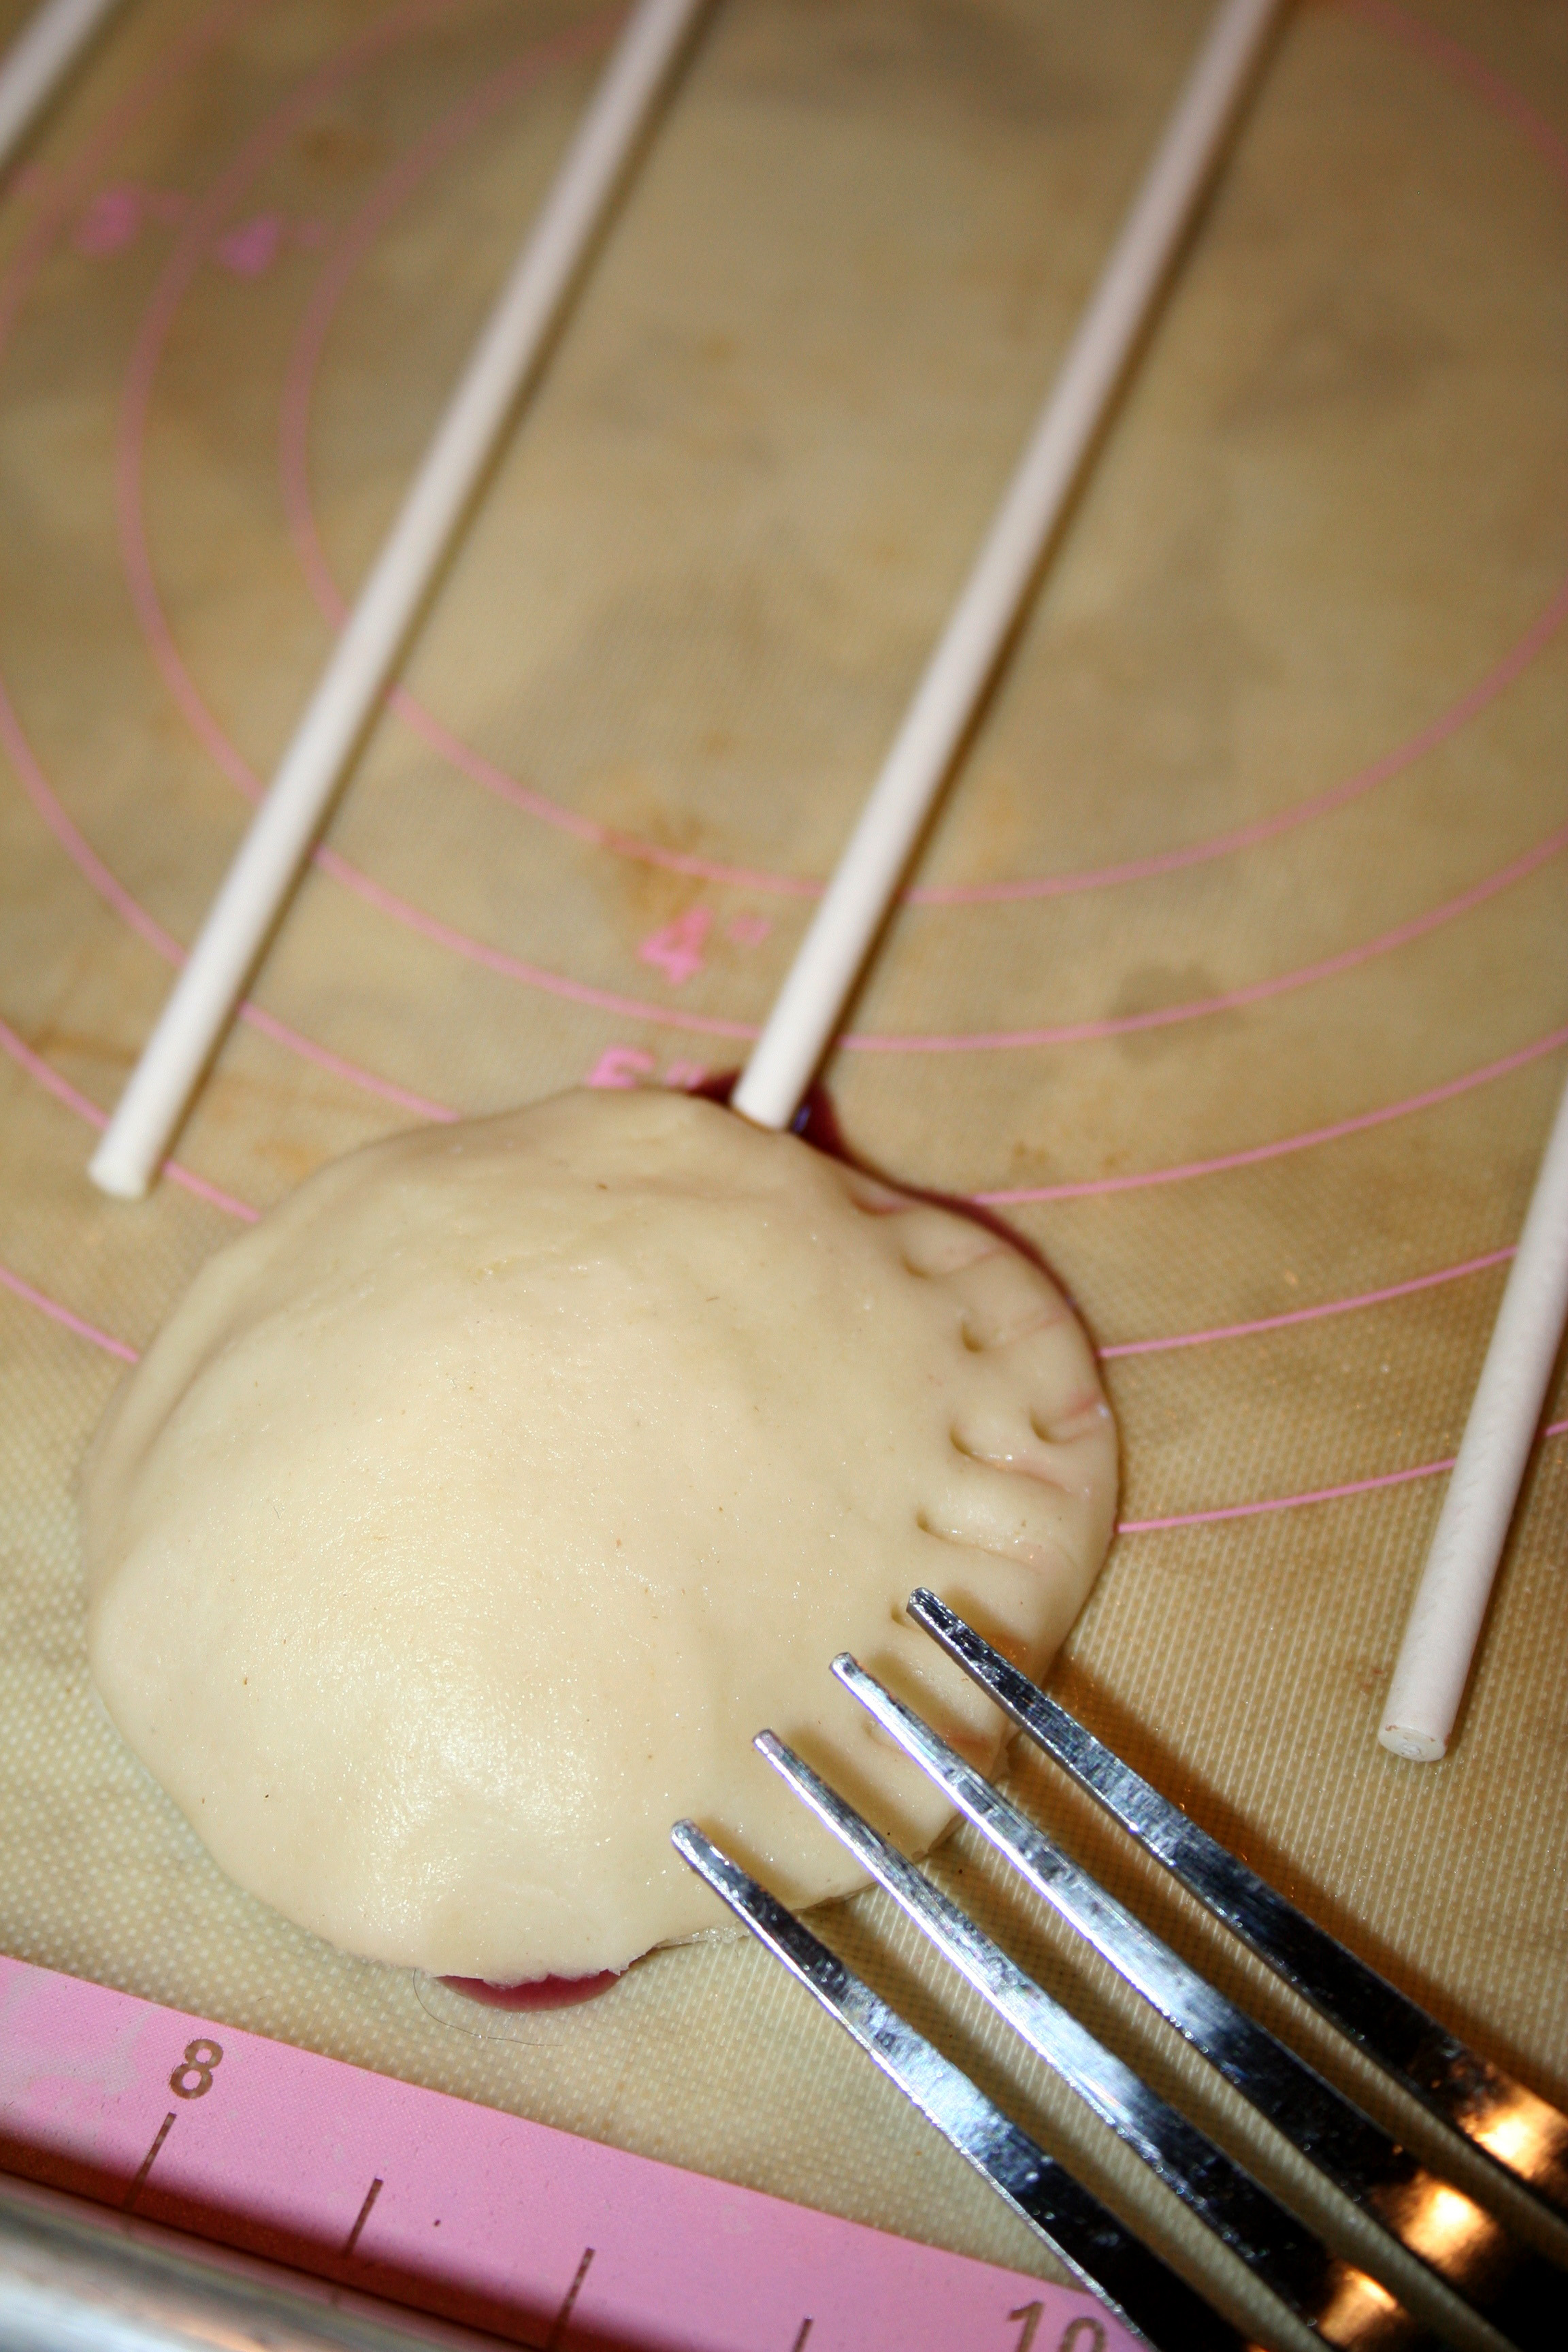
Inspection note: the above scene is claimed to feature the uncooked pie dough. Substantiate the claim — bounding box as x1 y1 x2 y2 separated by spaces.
83 1089 1117 1982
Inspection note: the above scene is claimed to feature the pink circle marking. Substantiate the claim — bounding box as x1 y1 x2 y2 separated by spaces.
844 822 1567 1054
0 1009 255 1220
0 1258 138 1362
1117 1417 1568 1539
0 672 454 1125
0 0 470 1129
110 16 769 1043
118 65 1568 1060
277 0 1568 909
1099 1243 1516 1360
979 1025 1568 1205
105 0 1560 1056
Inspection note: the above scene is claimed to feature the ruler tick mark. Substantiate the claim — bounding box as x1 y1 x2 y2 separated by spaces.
123 2112 176 2210
546 2245 594 2349
342 2176 383 2256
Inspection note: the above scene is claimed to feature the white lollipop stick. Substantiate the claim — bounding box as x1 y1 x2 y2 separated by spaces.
1379 1071 1568 1762
0 0 122 173
88 0 706 1199
731 0 1281 1132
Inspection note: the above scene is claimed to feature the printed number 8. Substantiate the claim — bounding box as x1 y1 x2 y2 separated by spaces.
169 2038 224 2100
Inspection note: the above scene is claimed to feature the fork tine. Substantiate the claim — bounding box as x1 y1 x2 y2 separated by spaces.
753 1731 1444 2352
906 1588 1568 2238
670 1818 1247 2352
832 1654 1554 2351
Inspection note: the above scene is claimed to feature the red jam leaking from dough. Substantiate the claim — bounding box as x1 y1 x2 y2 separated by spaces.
704 1071 845 1156
440 1972 620 2010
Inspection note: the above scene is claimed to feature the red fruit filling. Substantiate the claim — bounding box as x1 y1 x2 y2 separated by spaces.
440 1971 619 2010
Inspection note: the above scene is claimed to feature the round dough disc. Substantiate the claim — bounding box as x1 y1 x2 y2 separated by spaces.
84 1090 1117 1981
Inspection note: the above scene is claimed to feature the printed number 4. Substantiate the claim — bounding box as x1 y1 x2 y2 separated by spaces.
169 2038 224 2100
638 908 711 987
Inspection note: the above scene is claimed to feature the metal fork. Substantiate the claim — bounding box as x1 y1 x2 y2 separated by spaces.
672 1595 1567 2352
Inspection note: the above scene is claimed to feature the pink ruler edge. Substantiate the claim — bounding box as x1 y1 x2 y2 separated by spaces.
0 1953 1130 2352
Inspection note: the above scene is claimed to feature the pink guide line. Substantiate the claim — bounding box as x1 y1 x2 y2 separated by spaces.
278 2 1568 908
1117 1417 1568 1537
913 580 1568 906
217 999 452 1121
840 820 1568 1051
280 35 608 632
0 678 176 947
35 1 1568 1077
276 24 721 879
0 1260 138 1363
127 198 1568 1075
276 101 1568 1052
0 1009 113 1128
0 20 749 1144
0 1013 256 1220
156 1159 259 1221
1349 0 1568 192
5 12 1562 1252
311 789 1548 1058
0 0 457 1128
0 673 454 1124
112 0 483 813
978 1024 1568 1205
122 0 1568 1051
116 10 767 1041
1100 1244 1517 1359
308 842 759 1037
102 419 1568 1062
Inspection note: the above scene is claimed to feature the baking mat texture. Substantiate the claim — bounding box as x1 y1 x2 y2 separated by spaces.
1 0 1565 2340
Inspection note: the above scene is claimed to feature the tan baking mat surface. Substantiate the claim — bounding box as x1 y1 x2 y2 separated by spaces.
1 0 1566 2340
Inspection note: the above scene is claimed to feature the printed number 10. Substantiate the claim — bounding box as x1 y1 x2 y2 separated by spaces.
1009 2307 1105 2352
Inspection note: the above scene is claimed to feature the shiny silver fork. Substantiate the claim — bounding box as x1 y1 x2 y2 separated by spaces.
672 1593 1567 2352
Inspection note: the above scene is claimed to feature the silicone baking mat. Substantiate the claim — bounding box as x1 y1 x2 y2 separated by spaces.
1 0 1565 2343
